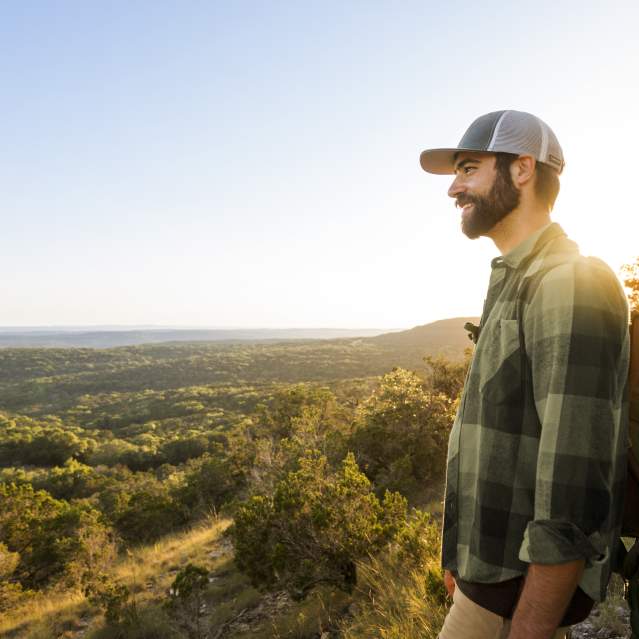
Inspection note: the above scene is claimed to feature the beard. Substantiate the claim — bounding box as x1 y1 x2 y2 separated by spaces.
457 168 521 239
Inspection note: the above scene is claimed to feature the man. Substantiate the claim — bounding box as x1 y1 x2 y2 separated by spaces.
419 110 630 639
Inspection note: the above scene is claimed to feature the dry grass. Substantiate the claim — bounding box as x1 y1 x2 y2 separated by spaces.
0 517 233 639
112 516 233 594
590 573 630 637
339 552 448 639
1 514 448 639
0 590 90 638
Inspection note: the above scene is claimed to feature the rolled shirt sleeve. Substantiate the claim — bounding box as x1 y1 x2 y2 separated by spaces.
518 259 629 566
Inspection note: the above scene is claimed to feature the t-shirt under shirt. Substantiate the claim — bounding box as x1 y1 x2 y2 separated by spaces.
456 575 594 625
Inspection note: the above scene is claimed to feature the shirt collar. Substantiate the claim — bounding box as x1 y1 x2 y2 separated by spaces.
491 222 566 270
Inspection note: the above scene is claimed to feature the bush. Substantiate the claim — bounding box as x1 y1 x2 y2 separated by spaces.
0 541 27 612
231 451 407 599
114 488 186 544
165 563 210 639
339 509 448 639
0 483 116 590
175 452 243 518
86 575 134 625
351 368 455 502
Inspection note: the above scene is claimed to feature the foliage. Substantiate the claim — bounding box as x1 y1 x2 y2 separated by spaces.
424 351 471 403
175 452 244 518
231 451 407 600
0 323 470 416
0 482 115 589
113 486 187 544
240 398 351 498
165 563 210 639
622 257 639 313
86 575 134 625
0 541 27 613
0 327 472 623
351 368 455 502
339 509 448 639
253 384 338 440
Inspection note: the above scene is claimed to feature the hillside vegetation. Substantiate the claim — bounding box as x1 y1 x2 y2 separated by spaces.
7 310 627 638
0 318 477 637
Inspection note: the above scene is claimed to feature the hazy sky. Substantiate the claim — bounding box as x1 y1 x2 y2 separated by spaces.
2 1 638 328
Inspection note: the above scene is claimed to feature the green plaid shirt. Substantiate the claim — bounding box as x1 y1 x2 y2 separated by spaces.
442 222 630 602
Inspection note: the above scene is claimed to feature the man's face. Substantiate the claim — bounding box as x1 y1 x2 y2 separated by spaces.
447 152 520 239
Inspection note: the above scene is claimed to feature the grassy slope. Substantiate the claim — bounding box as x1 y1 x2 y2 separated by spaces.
0 518 352 639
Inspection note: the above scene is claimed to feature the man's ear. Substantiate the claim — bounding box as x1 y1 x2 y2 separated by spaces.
510 155 536 188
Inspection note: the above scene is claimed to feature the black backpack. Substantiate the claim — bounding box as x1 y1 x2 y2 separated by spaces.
617 311 639 638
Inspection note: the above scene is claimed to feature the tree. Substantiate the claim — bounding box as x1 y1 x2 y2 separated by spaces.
0 542 24 612
253 384 339 441
0 483 115 589
175 451 243 517
232 451 406 599
622 257 639 312
114 487 186 544
161 436 209 465
350 368 455 502
165 563 210 639
424 351 471 402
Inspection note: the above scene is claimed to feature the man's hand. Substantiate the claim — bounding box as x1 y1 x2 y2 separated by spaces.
444 569 456 598
508 560 584 639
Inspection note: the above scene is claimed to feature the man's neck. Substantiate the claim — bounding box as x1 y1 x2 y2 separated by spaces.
486 206 552 255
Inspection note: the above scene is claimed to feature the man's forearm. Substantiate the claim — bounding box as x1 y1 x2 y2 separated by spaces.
508 559 585 639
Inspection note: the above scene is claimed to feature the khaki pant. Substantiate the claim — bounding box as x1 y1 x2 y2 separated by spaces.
439 585 570 639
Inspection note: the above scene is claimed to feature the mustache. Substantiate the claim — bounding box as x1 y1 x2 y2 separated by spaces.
455 194 479 208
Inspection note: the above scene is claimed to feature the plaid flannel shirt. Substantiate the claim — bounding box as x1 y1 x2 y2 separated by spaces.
442 222 630 602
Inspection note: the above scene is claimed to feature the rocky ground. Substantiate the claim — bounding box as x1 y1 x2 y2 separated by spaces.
570 601 631 639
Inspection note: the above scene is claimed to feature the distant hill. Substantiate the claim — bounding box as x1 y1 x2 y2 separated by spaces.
0 327 396 349
0 317 479 415
0 319 478 350
369 316 478 351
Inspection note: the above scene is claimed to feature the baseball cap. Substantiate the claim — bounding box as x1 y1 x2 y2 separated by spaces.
419 110 565 175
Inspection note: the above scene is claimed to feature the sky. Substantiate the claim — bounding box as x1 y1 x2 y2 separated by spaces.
2 1 638 329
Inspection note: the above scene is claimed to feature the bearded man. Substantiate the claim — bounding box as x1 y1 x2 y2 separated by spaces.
419 111 630 639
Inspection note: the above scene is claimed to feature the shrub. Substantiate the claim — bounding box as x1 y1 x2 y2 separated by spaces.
165 563 210 639
231 451 407 600
339 509 448 639
351 368 455 502
0 541 26 612
0 483 116 590
175 452 243 518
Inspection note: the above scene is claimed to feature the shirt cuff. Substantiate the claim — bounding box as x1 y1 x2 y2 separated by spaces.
518 519 605 565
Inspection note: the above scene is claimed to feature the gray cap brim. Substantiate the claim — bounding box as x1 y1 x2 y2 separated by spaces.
419 148 462 174
419 149 459 175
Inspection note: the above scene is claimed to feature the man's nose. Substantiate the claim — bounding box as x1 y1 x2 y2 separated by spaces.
448 176 463 199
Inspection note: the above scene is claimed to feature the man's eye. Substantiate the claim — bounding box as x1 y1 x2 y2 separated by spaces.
464 166 475 174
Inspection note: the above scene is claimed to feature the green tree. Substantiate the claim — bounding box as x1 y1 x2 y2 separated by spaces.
424 351 471 402
114 487 186 544
253 384 339 440
232 451 406 599
351 368 455 502
0 541 25 612
161 435 209 465
34 459 101 501
0 483 115 589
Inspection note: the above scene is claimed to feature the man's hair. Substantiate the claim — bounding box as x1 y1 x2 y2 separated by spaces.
494 152 560 211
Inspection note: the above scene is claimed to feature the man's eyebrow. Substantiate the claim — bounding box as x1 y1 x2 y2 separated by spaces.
454 158 481 171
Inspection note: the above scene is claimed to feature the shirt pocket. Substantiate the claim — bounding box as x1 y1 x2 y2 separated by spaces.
478 318 523 404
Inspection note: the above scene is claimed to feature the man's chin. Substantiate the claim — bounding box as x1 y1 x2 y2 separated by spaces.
461 212 487 239
461 222 482 240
